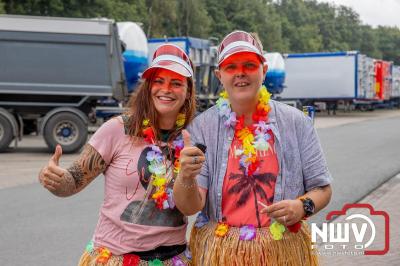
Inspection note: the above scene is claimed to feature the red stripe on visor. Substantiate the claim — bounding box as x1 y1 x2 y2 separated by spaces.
218 31 266 66
142 44 194 79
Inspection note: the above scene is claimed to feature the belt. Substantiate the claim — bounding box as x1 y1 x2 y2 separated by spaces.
128 244 186 261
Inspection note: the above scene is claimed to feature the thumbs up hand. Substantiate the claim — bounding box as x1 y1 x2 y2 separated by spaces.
178 130 206 181
50 144 62 166
182 129 191 148
39 145 69 192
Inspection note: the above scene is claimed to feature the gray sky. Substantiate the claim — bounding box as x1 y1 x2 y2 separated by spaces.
316 0 400 28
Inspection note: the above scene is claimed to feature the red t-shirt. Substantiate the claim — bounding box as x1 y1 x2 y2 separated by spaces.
222 130 279 228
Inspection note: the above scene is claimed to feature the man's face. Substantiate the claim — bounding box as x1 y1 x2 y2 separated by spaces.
215 52 267 104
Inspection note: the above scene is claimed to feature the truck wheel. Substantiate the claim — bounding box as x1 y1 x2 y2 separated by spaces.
0 114 14 152
43 112 87 154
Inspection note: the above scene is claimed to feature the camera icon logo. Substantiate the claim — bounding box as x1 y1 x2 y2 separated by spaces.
311 203 389 255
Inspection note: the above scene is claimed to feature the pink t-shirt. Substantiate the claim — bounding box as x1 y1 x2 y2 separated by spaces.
88 116 187 255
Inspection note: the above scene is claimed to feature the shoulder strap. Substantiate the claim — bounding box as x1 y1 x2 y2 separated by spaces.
121 114 131 135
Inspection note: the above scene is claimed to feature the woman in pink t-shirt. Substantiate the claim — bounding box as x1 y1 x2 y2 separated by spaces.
38 44 206 265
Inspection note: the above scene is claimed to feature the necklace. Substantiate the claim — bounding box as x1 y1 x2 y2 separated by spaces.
141 114 185 210
216 85 272 176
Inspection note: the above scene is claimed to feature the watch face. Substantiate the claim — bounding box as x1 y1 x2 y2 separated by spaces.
305 203 314 213
303 198 315 216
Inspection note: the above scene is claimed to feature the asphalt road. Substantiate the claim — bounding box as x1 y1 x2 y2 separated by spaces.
0 178 103 266
1 110 400 265
314 114 400 225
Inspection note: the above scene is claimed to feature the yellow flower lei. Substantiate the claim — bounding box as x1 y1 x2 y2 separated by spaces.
217 86 272 176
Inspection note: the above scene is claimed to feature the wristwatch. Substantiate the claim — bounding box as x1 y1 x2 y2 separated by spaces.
299 197 315 218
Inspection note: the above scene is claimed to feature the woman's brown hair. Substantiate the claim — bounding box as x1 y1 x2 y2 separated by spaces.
125 71 196 143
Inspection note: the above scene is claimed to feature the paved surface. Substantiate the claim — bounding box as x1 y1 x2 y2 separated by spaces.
311 110 400 226
320 173 400 265
0 178 103 266
1 109 400 265
314 109 400 129
0 142 78 189
315 109 400 264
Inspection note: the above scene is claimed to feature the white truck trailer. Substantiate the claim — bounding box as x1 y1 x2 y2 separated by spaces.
278 51 376 111
391 65 400 104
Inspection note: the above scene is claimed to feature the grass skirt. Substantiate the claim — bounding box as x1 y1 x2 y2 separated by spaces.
78 249 191 266
189 222 319 266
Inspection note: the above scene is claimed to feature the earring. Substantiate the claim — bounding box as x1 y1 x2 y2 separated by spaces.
176 113 186 128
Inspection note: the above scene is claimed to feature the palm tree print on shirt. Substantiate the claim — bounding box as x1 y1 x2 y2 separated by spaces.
227 166 276 228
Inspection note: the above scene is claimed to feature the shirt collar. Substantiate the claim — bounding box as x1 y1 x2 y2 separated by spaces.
267 100 277 123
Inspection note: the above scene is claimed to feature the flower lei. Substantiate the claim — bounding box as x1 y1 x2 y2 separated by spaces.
215 86 302 240
141 114 185 210
216 85 272 176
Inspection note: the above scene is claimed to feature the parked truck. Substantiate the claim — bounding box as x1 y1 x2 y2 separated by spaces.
277 51 380 111
392 65 400 107
95 21 148 120
0 15 147 153
276 51 400 111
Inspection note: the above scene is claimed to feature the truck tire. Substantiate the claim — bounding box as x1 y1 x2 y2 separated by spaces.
0 114 14 152
43 112 88 154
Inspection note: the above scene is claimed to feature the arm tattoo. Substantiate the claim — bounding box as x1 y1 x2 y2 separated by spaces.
81 145 106 176
67 163 84 187
312 185 328 191
53 172 77 197
66 144 106 193
307 185 329 194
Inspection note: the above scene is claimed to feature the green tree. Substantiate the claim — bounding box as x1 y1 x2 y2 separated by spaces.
275 0 323 52
359 25 381 59
177 0 211 38
3 0 147 22
204 0 233 40
0 0 5 14
375 26 400 64
145 0 179 37
304 1 341 51
203 0 287 52
101 0 147 22
239 0 289 52
334 6 362 51
5 0 66 16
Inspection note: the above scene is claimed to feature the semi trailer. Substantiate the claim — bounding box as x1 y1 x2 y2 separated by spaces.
277 51 399 111
0 15 147 153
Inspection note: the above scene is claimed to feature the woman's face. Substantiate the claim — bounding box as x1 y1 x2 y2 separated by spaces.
150 68 189 119
215 52 266 105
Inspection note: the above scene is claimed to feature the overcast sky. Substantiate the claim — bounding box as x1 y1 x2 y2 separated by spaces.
316 0 400 28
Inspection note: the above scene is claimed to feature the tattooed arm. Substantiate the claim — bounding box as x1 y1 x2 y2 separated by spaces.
302 184 332 214
39 144 106 197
